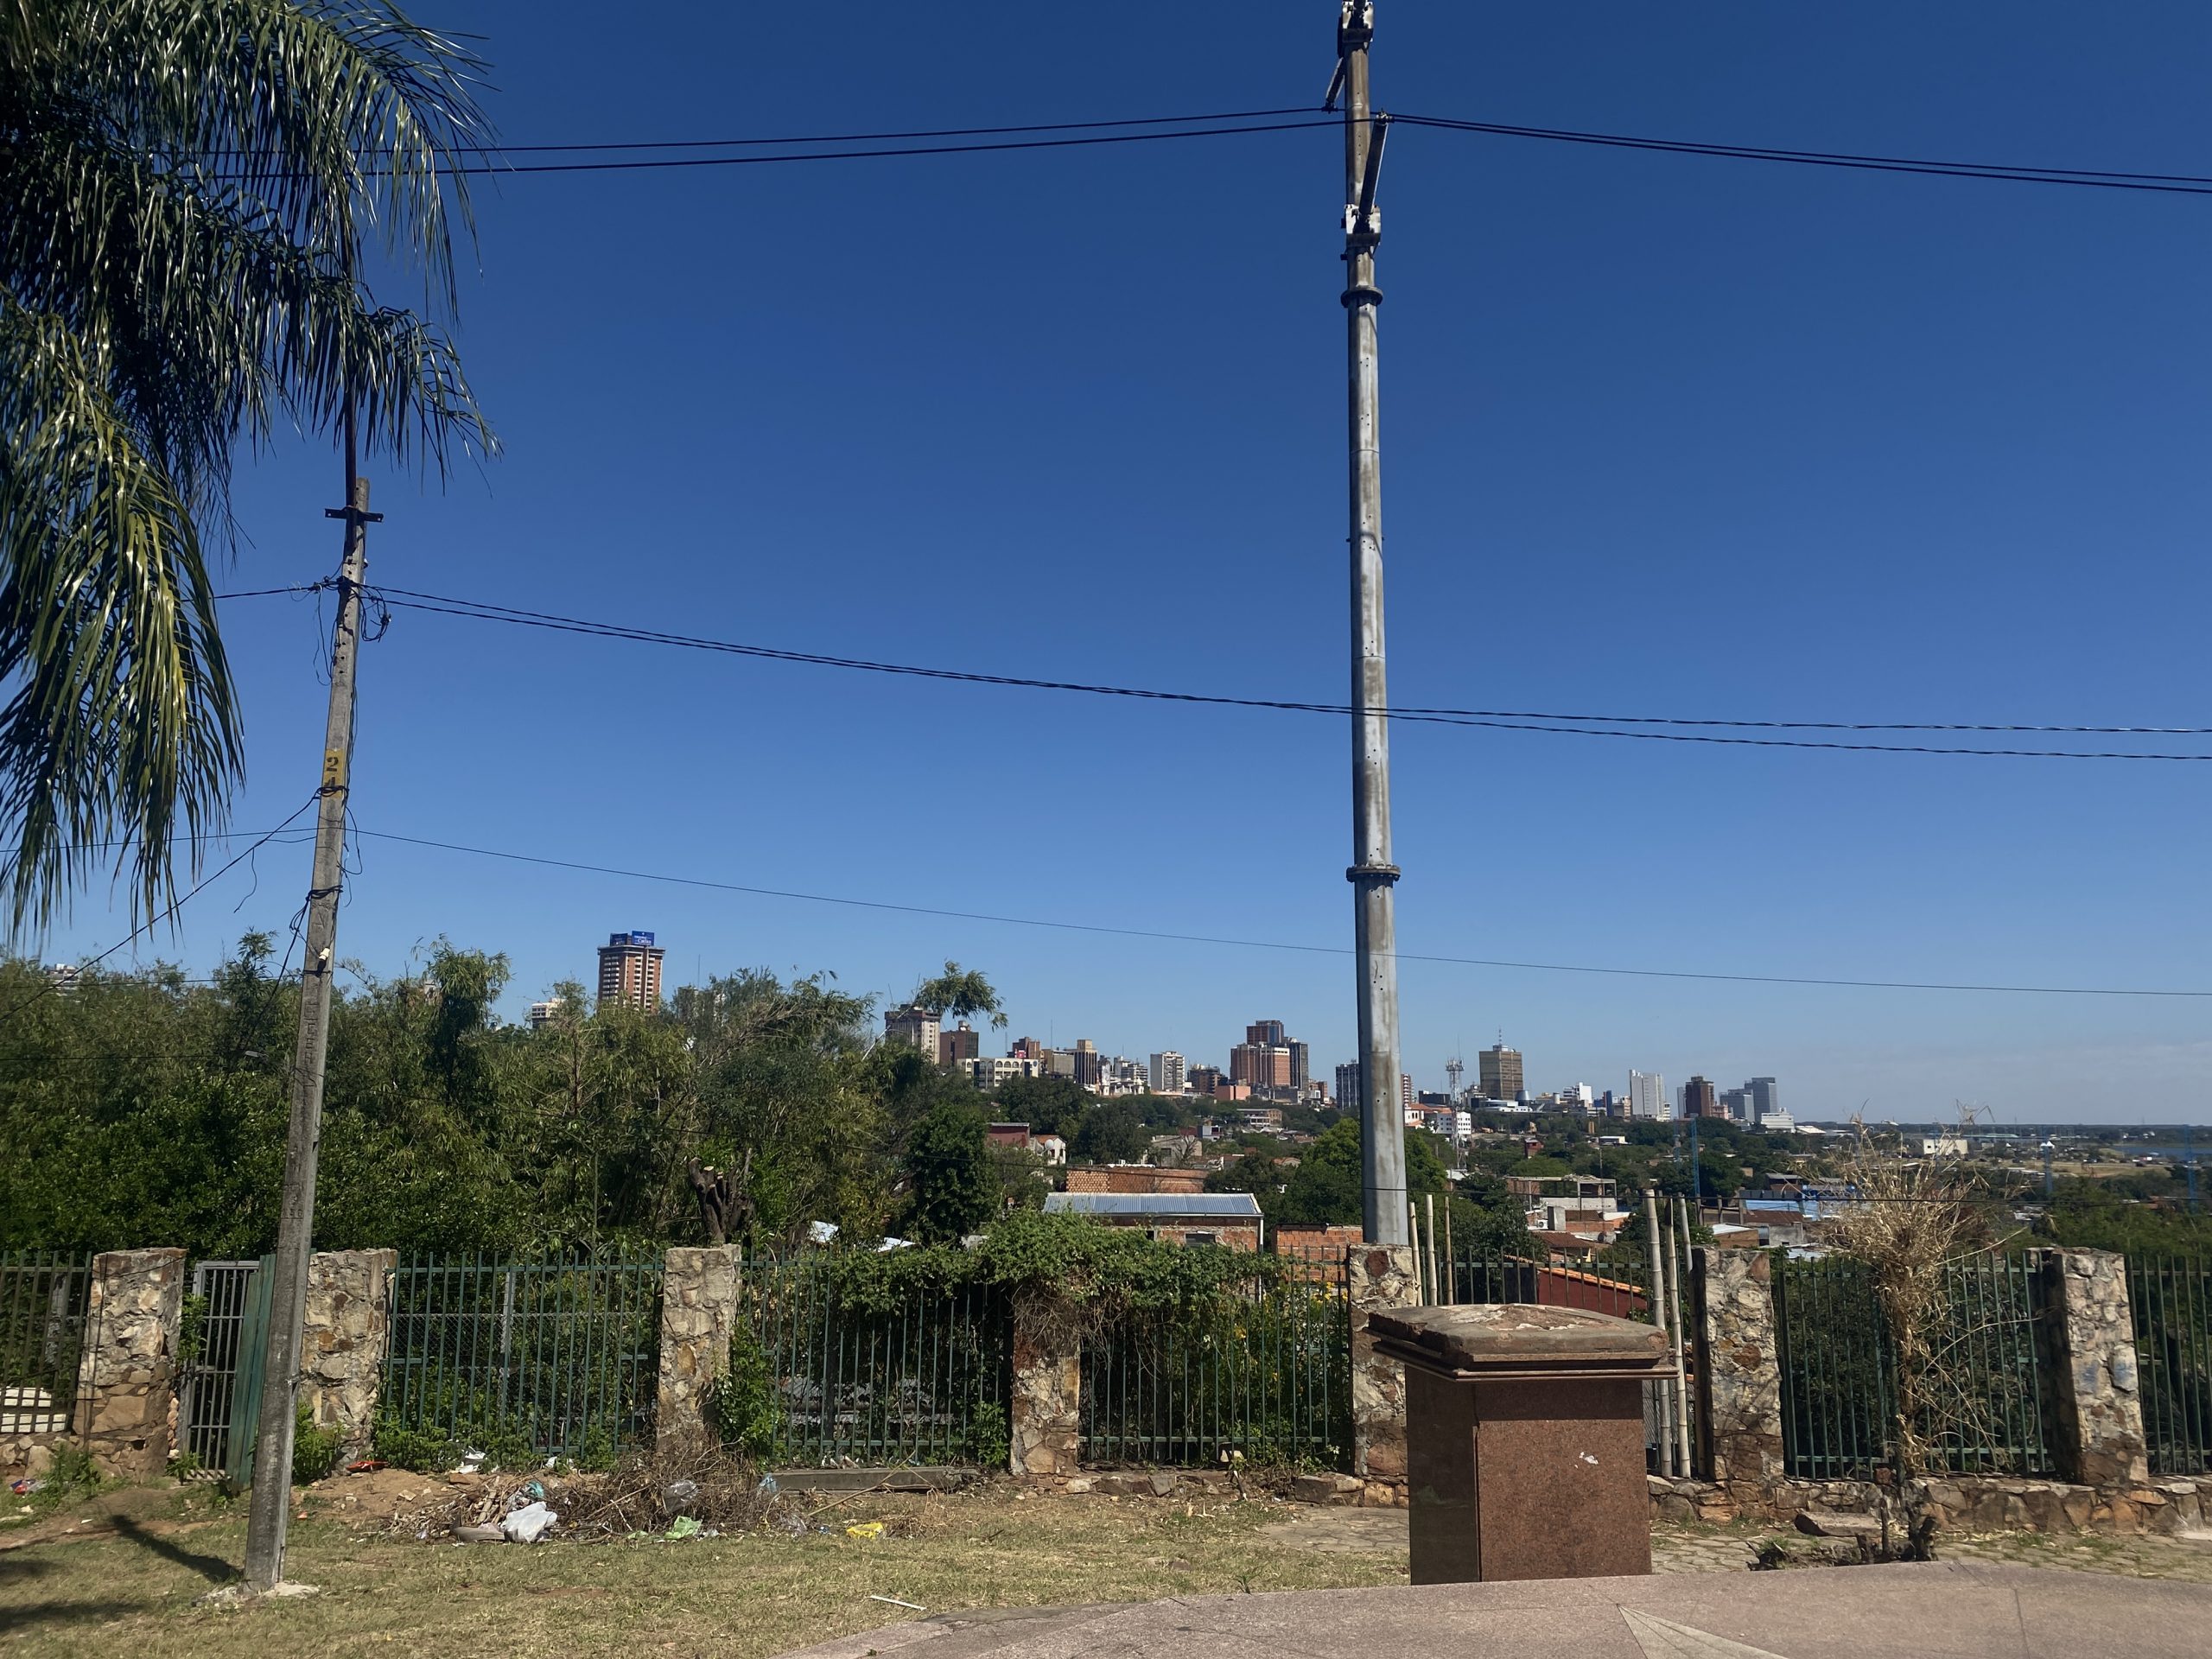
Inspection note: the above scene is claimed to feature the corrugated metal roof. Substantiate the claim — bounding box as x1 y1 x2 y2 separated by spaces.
1042 1192 1262 1217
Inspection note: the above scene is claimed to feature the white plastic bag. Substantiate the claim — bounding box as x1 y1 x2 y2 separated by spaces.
500 1500 557 1544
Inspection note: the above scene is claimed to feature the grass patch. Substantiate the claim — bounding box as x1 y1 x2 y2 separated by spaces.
0 1489 1406 1658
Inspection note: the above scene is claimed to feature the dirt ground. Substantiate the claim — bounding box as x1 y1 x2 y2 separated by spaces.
4 1475 2209 1659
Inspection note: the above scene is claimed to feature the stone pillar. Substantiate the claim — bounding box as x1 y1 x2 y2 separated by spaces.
73 1248 186 1478
1349 1245 1421 1486
2041 1249 2149 1487
299 1249 396 1461
656 1245 741 1454
1009 1308 1079 1475
1694 1249 1784 1487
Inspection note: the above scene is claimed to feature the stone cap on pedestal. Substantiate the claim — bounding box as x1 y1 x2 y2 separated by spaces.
1369 1303 1671 1380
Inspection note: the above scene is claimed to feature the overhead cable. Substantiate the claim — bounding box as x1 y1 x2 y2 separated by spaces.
388 103 2212 197
288 584 2212 763
348 827 2212 1001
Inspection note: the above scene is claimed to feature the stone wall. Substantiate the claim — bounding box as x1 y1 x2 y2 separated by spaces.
2041 1249 2149 1487
73 1249 185 1478
1009 1314 1080 1476
1347 1244 1420 1484
655 1245 741 1454
299 1249 396 1461
1649 1471 2212 1539
1695 1249 1784 1488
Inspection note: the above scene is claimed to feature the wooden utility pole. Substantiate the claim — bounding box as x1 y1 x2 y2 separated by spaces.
1333 2 1407 1246
243 407 377 1592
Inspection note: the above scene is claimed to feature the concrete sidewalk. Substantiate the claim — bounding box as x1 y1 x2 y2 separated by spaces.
775 1561 2212 1659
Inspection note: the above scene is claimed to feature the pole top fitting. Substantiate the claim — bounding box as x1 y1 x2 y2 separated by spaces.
324 506 384 524
1346 862 1402 885
1338 2 1375 54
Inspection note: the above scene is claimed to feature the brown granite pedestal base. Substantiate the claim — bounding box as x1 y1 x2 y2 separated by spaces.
1373 1302 1672 1586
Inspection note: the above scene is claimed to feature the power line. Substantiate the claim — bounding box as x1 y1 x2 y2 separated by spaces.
310 584 2212 763
474 106 1322 154
0 797 323 1027
373 102 2212 197
218 580 2212 741
429 117 1339 176
348 825 2212 1000
1393 112 2212 197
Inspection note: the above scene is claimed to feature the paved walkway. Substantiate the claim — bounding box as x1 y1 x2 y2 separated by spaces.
775 1561 2212 1659
1254 1507 2212 1582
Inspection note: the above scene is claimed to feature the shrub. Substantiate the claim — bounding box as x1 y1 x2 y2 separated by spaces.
291 1405 343 1485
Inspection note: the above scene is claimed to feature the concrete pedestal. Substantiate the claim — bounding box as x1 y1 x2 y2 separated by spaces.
1370 1302 1670 1586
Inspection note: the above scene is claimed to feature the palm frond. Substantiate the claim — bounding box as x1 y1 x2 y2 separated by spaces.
0 301 243 933
29 0 488 308
0 0 494 931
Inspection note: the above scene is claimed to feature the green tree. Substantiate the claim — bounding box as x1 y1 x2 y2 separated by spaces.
1071 1099 1148 1165
1275 1119 1446 1226
911 961 1005 1029
994 1074 1091 1139
899 1098 995 1243
0 1 493 931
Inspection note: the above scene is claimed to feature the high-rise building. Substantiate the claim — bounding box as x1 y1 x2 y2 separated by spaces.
939 1022 981 1066
1287 1039 1310 1093
1629 1071 1669 1120
1188 1064 1226 1096
1680 1076 1720 1119
1149 1051 1187 1094
885 1003 941 1057
1230 1043 1293 1093
1478 1042 1524 1103
596 931 664 1011
1245 1019 1287 1048
1719 1087 1755 1123
1335 1061 1361 1114
1072 1038 1103 1090
1402 1073 1414 1116
527 999 562 1030
1745 1077 1781 1124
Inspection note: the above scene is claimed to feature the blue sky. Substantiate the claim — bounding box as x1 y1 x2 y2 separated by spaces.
46 2 2212 1124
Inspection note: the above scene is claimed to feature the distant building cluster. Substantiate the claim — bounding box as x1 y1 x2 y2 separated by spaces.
554 931 1802 1143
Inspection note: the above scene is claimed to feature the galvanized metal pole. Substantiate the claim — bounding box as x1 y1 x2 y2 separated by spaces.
243 409 375 1592
1672 1196 1695 1476
1644 1192 1677 1477
1339 1 1407 1247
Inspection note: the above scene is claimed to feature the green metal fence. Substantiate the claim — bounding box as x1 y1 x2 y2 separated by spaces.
0 1252 90 1440
1450 1248 1694 1476
176 1259 261 1475
1079 1265 1351 1469
1775 1253 2052 1478
381 1255 664 1462
2128 1253 2211 1475
739 1257 1011 1466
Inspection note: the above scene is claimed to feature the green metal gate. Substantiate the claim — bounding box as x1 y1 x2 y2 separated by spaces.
177 1259 262 1476
379 1255 663 1462
1079 1266 1351 1469
739 1256 1011 1466
0 1252 91 1444
222 1257 276 1486
1775 1252 2051 1478
2129 1252 2211 1475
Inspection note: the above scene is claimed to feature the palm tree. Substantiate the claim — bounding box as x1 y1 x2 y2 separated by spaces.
0 0 494 933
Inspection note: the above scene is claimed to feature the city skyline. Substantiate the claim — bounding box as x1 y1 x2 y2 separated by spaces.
24 4 2212 1128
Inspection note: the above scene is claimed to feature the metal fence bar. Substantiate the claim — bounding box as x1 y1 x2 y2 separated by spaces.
378 1254 664 1461
1077 1262 1351 1470
0 1251 90 1443
2131 1252 2210 1475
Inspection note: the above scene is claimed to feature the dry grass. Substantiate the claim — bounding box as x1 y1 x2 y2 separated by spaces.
0 1484 1407 1658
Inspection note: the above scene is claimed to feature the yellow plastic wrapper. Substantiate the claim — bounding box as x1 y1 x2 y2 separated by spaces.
845 1521 886 1540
